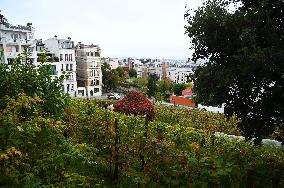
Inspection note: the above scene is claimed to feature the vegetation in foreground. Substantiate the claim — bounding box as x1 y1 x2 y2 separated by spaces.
1 95 283 187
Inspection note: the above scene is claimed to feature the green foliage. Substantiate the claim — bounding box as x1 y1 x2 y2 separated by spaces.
128 69 137 78
185 0 284 143
101 61 128 92
172 83 187 96
147 74 159 97
0 94 100 187
0 52 69 119
157 80 173 101
131 78 148 94
1 96 284 187
63 99 284 187
0 49 3 63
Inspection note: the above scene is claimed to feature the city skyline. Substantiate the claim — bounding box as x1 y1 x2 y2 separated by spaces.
1 0 202 59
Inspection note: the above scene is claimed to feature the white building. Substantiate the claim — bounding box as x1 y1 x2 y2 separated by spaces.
0 15 37 65
108 58 119 70
103 57 120 70
44 36 77 97
75 43 102 97
166 67 193 84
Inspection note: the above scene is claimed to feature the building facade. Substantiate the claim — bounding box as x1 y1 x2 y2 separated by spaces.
166 67 193 84
44 36 77 97
75 43 102 97
0 16 37 65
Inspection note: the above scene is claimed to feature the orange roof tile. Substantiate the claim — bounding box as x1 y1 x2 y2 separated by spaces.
170 96 196 107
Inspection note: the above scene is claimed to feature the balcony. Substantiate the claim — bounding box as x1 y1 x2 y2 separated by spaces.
4 39 34 46
5 52 20 58
0 23 32 31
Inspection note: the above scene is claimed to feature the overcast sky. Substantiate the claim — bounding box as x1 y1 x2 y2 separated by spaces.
1 0 203 59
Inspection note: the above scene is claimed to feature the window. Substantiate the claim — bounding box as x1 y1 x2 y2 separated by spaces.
71 84 74 91
60 54 63 61
70 64 73 71
50 65 56 75
69 54 72 61
96 79 100 85
66 64 69 71
65 54 68 61
86 52 89 56
90 70 94 77
91 52 93 56
67 84 70 92
95 52 100 57
78 90 84 96
94 88 99 93
61 64 64 71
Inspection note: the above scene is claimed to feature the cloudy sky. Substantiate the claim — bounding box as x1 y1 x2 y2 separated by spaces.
1 0 203 59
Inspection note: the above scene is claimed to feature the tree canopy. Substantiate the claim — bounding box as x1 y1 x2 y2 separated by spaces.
185 0 284 143
101 61 128 92
128 69 137 78
0 49 69 119
147 74 159 97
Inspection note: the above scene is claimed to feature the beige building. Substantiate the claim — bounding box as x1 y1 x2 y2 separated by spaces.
75 43 102 97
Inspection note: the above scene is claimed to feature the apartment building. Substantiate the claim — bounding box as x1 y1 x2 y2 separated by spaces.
0 14 37 65
102 57 120 70
44 36 77 97
75 43 102 97
166 67 193 84
145 61 169 80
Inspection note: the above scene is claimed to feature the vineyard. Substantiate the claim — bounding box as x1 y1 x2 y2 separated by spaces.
1 95 284 187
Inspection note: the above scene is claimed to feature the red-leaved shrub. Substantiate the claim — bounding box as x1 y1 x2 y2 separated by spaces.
114 91 155 121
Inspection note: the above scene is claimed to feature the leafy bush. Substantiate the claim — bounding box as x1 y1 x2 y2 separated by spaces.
114 91 155 121
1 96 283 187
64 99 284 187
0 53 69 119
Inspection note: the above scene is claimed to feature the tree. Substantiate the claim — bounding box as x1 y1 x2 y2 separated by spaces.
147 74 159 97
0 49 69 119
128 69 137 78
157 80 173 101
101 61 119 92
114 91 155 121
101 59 129 92
185 0 284 144
172 83 187 96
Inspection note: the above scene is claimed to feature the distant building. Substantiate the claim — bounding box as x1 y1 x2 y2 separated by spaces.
44 36 77 97
75 43 102 97
0 15 37 65
103 57 119 70
166 67 193 84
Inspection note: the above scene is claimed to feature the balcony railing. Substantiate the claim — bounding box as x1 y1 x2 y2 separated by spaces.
0 23 32 31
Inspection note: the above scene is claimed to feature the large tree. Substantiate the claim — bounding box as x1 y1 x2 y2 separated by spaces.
185 0 284 143
101 61 128 92
147 74 159 97
0 49 69 119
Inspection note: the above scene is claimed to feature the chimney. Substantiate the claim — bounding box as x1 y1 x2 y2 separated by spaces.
54 35 57 39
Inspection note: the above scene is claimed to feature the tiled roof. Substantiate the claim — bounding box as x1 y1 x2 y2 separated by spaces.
170 96 196 107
